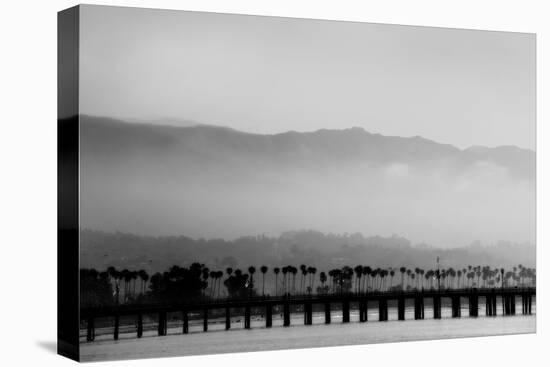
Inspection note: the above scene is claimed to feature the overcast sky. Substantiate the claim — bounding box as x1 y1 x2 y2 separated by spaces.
80 5 535 150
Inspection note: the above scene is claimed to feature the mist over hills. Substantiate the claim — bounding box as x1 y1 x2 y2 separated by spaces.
80 115 534 176
79 115 535 248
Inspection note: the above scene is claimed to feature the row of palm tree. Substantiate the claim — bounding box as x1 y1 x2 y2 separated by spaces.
92 263 535 303
212 263 534 297
104 267 149 303
192 263 535 298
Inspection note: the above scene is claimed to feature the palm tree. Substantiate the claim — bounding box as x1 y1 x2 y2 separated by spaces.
354 265 363 294
125 270 133 299
215 270 224 298
120 269 132 301
308 267 317 294
137 269 148 294
107 266 116 276
120 269 127 295
282 266 289 294
248 266 256 295
114 270 122 304
290 266 298 294
370 269 377 291
107 266 121 303
333 269 344 294
273 267 280 296
131 271 138 296
382 269 390 291
360 267 366 293
389 269 395 289
202 268 210 297
328 270 335 293
400 267 406 290
209 270 217 297
319 271 327 293
364 266 372 293
260 265 268 295
216 271 224 298
300 264 307 294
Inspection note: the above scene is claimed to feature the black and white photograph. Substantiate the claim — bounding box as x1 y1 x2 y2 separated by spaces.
5 0 550 366
62 4 538 362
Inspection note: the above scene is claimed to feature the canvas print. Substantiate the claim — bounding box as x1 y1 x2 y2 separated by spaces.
58 4 536 362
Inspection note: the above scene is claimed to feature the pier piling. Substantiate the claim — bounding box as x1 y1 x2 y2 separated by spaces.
266 304 272 328
283 302 290 326
413 296 425 320
359 300 368 322
342 300 350 323
502 295 510 315
503 295 516 316
486 294 497 316
114 314 119 340
137 313 143 338
452 296 461 318
304 302 313 325
158 311 167 336
244 305 251 329
324 302 331 324
225 307 231 330
397 296 405 320
182 310 189 334
432 296 440 319
379 299 388 321
469 295 478 317
86 317 95 342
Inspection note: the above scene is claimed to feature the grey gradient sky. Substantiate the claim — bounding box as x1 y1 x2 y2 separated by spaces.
80 5 535 150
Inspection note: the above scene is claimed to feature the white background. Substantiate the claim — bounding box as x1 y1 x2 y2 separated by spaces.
0 0 547 365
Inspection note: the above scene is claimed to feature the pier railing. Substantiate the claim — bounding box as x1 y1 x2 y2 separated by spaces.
81 287 535 342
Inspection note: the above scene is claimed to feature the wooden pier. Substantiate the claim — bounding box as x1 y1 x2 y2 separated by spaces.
82 287 535 342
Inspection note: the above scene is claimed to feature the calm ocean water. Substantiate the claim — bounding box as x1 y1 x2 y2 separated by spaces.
80 299 536 362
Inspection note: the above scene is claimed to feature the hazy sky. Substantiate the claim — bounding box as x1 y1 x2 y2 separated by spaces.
80 5 535 150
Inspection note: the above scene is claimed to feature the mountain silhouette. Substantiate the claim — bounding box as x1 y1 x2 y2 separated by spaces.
80 115 533 178
79 115 534 247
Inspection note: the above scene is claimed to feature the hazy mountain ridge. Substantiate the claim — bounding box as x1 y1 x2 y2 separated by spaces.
79 115 535 246
80 115 534 178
